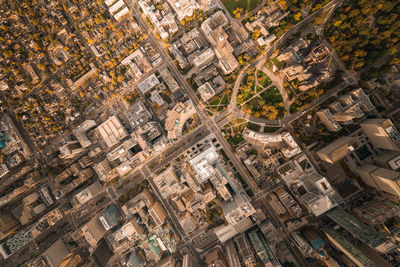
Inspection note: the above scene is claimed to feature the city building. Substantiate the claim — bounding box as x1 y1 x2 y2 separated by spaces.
139 0 178 40
361 118 400 151
316 109 342 132
293 174 340 217
70 181 103 208
198 82 216 102
322 226 376 267
356 164 400 198
193 48 215 70
67 63 97 91
0 164 9 178
169 28 209 69
374 151 400 171
72 120 97 148
326 207 397 254
79 215 107 247
165 100 196 140
247 227 280 266
121 49 152 79
42 239 71 267
317 88 375 131
106 0 130 21
157 255 176 267
167 0 199 20
182 254 196 267
201 11 239 74
58 141 85 159
179 212 196 234
124 101 152 128
99 205 121 231
352 196 400 226
290 231 315 258
205 247 228 267
0 228 33 259
93 160 118 182
96 115 128 148
189 145 233 201
148 201 167 226
244 130 301 158
317 136 357 164
233 233 257 267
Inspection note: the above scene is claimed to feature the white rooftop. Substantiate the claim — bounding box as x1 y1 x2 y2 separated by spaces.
97 116 128 148
189 146 219 183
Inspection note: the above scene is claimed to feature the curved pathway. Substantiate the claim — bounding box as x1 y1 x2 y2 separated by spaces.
255 58 291 114
225 0 343 126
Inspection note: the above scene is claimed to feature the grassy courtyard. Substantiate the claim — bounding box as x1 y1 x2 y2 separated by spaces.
222 0 261 16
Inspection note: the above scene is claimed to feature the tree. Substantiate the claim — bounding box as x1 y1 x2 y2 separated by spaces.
294 13 301 21
37 64 46 71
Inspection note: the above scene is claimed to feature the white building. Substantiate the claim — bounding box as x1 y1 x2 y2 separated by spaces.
167 0 199 20
96 116 128 148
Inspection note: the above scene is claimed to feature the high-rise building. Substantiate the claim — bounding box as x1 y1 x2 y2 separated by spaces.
326 207 397 254
317 136 357 164
205 247 228 267
322 227 375 267
356 164 400 198
233 233 257 267
374 151 400 171
361 118 400 151
182 254 195 267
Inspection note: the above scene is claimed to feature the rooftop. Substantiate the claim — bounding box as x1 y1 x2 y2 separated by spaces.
97 116 128 148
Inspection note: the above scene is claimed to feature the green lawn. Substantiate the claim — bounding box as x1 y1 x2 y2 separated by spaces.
247 122 261 132
257 70 272 87
220 94 230 105
264 126 281 133
260 87 283 104
222 0 261 15
272 57 285 70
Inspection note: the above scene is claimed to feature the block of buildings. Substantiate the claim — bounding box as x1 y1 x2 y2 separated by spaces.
322 226 376 267
139 0 178 40
361 118 400 151
201 11 239 74
121 49 152 79
317 88 375 131
326 207 397 254
247 228 280 266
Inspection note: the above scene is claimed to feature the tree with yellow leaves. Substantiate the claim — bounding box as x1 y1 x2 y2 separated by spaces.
294 13 301 21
